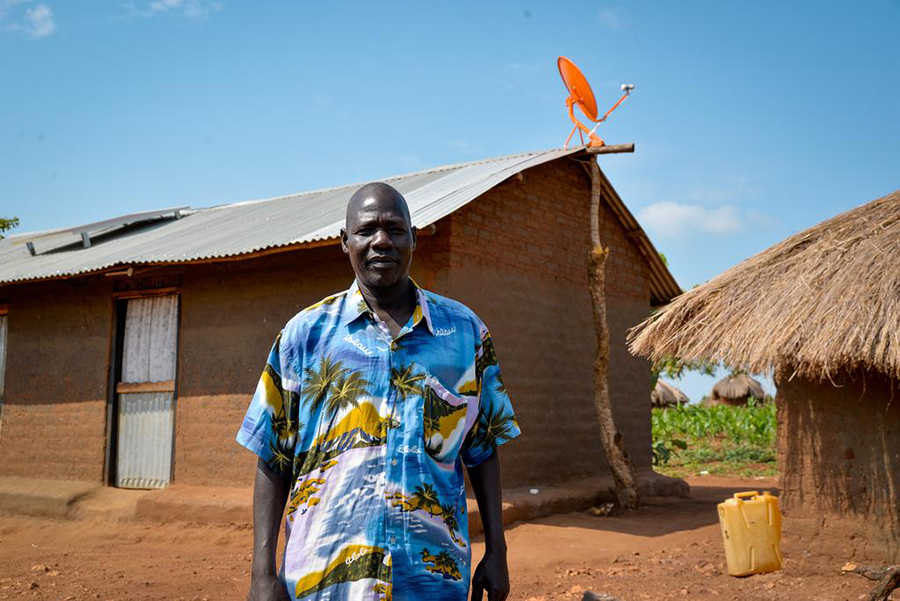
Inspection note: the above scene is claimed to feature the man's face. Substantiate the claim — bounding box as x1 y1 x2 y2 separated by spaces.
341 192 416 290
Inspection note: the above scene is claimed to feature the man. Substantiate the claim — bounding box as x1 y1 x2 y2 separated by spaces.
237 182 521 601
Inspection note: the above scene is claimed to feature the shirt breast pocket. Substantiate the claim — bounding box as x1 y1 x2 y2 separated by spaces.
422 373 470 465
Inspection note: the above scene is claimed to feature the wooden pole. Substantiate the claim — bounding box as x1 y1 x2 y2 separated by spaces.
587 143 635 155
588 156 640 510
843 563 900 601
867 568 900 601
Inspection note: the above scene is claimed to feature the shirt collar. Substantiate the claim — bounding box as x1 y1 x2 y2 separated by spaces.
343 279 435 335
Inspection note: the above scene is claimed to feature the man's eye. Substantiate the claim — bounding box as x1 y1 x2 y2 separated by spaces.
356 229 373 236
391 228 407 235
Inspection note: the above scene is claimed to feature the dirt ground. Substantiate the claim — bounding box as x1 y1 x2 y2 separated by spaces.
0 476 887 600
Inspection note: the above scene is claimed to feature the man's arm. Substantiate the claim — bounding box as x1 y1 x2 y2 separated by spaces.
467 449 510 601
248 458 291 601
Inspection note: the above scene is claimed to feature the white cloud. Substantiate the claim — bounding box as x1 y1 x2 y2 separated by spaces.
23 3 53 37
1 0 56 38
124 0 222 18
638 201 743 240
598 6 629 29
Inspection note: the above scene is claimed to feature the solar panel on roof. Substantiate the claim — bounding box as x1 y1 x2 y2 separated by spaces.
12 206 188 256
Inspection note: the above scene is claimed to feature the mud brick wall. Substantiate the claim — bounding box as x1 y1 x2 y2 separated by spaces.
445 160 654 487
174 236 449 487
0 232 448 488
0 279 112 480
777 367 900 562
174 247 354 487
0 158 655 490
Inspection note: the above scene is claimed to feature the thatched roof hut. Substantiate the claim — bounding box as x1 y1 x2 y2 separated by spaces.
629 188 900 561
706 373 765 406
651 380 689 408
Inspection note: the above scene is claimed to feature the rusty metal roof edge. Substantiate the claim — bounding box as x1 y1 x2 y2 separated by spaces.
0 149 578 285
1 146 669 287
191 148 566 215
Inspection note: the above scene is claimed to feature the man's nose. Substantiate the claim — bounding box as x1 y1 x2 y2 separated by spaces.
371 229 392 248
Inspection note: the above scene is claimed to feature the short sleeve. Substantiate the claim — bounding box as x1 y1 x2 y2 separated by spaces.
236 331 303 477
460 324 522 468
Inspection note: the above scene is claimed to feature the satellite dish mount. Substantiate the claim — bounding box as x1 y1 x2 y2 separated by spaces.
558 56 634 148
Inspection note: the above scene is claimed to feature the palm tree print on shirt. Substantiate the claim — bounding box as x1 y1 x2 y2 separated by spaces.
467 404 519 453
386 483 467 547
390 364 425 401
495 373 506 395
420 548 462 580
302 356 349 415
439 502 466 546
411 482 441 515
303 355 372 418
327 370 371 415
261 336 301 475
294 355 375 478
268 440 293 474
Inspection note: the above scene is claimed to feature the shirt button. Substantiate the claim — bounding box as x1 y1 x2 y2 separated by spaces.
390 458 398 467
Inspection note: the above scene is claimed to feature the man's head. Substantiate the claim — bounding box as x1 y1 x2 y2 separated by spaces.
341 182 417 291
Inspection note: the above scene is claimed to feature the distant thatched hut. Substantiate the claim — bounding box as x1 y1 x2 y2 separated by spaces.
704 373 766 406
651 380 689 408
629 189 900 561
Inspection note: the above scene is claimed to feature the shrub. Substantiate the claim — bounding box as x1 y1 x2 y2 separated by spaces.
651 398 777 476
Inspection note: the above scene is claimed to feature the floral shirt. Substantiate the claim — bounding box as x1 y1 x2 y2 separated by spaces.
236 280 521 601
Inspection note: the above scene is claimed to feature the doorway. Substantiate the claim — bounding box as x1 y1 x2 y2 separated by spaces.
113 294 179 489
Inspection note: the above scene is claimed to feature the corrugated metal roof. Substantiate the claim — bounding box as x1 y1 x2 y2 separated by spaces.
0 147 682 303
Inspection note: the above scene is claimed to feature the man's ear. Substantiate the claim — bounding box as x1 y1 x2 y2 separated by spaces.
411 226 418 251
340 228 349 255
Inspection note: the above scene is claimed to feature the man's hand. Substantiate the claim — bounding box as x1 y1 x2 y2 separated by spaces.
471 548 510 601
467 451 511 601
248 573 290 601
248 458 291 601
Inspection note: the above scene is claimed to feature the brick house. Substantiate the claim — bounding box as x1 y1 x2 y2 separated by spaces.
0 148 679 490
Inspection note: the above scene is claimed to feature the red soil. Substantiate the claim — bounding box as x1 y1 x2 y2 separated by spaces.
0 476 883 600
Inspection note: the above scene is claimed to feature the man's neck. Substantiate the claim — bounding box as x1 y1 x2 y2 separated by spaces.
358 278 416 336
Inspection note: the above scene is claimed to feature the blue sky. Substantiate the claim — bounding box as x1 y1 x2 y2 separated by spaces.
1 1 898 401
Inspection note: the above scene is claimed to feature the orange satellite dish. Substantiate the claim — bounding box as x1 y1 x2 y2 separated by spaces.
558 56 633 148
558 56 599 122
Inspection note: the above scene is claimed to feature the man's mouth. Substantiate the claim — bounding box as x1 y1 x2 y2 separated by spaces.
367 256 398 266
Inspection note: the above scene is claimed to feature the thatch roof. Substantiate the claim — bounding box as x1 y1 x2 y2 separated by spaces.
651 380 689 407
629 188 900 381
711 374 765 401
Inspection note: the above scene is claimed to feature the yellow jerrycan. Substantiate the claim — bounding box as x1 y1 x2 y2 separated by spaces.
717 491 782 576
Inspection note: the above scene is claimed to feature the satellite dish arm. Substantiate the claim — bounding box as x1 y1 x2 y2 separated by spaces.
589 86 634 136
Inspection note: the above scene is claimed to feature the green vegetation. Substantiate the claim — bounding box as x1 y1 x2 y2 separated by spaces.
0 216 18 240
652 398 777 478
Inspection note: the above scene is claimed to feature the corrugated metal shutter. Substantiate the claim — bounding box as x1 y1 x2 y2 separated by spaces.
116 392 175 489
116 295 178 489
